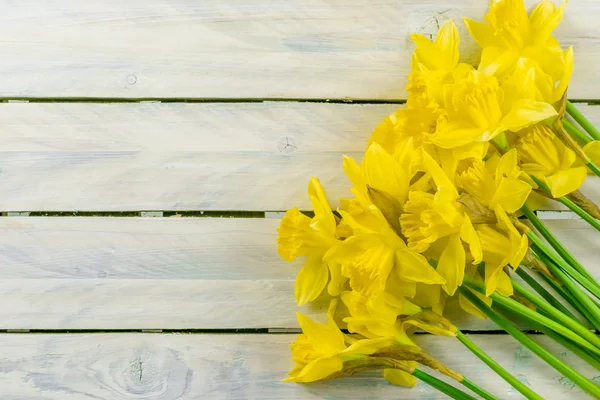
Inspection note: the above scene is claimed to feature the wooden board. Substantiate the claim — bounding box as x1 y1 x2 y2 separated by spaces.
0 333 595 399
1 102 600 212
0 0 598 100
0 216 596 330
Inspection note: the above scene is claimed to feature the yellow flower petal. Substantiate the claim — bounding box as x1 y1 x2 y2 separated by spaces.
364 143 410 204
500 99 557 133
459 289 492 320
484 261 506 296
460 215 483 264
546 167 587 198
295 256 329 306
583 140 600 167
478 47 520 78
496 270 514 297
327 262 346 297
283 356 344 382
437 234 466 296
308 177 336 236
395 248 446 285
489 177 532 213
529 0 567 45
463 18 501 48
296 312 346 355
384 367 418 387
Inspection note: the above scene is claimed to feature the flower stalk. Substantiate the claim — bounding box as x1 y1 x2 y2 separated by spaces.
459 287 600 399
566 100 600 141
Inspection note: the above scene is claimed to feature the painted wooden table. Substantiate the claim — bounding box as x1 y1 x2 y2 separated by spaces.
0 1 599 399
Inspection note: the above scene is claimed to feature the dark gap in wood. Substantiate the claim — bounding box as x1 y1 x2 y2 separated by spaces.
0 97 405 104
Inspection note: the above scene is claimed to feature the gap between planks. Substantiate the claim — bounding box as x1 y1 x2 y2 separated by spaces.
0 210 580 221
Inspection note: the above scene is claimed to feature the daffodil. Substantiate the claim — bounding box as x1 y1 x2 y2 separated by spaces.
457 149 532 213
341 290 421 339
476 205 528 296
511 124 587 198
432 70 557 149
285 303 398 383
409 20 473 105
400 150 482 295
325 203 446 300
502 53 573 107
277 178 346 305
464 0 569 83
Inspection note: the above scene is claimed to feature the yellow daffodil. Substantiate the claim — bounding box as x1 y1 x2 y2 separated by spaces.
325 203 446 300
464 0 569 83
457 149 532 213
285 304 398 383
432 70 557 149
400 150 482 296
476 205 528 296
502 53 573 107
511 124 587 198
277 178 346 305
409 20 474 105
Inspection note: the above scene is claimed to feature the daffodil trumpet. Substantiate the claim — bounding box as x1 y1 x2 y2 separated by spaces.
460 287 600 399
567 100 600 141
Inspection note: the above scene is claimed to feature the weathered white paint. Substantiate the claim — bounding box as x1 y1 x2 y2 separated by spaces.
0 1 597 100
0 216 596 330
0 333 595 399
1 102 599 211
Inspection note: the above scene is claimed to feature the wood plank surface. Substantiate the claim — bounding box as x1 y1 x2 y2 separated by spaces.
0 216 596 330
2 102 600 212
0 333 595 399
0 0 598 100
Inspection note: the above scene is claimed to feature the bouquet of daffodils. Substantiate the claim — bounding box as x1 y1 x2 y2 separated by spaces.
277 0 600 398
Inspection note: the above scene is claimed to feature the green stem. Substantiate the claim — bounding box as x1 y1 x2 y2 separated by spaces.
494 301 600 370
460 378 498 400
539 272 600 328
412 369 476 400
563 118 593 144
456 331 543 400
556 195 600 232
532 246 600 331
525 228 600 301
528 174 600 233
531 319 600 371
459 287 600 399
586 161 600 180
522 205 598 285
567 100 600 141
463 277 600 357
510 278 600 351
515 267 578 321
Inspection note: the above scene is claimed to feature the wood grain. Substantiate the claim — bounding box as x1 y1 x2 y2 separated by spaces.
0 0 597 100
0 216 597 330
0 333 596 399
1 102 599 212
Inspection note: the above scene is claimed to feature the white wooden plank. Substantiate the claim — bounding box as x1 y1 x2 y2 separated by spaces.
2 102 600 212
0 333 595 399
0 1 598 99
0 216 598 330
0 102 390 211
